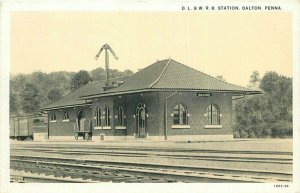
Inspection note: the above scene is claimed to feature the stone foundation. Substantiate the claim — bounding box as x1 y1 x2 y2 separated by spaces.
166 134 234 141
49 136 76 141
90 134 233 142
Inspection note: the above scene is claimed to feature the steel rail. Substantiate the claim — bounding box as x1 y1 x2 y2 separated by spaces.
10 155 292 183
11 145 293 155
11 148 293 164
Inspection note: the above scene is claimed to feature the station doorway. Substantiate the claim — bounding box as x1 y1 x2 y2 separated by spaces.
136 103 146 138
77 110 85 131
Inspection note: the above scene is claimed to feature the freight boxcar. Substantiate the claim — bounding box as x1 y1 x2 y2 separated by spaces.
10 114 48 140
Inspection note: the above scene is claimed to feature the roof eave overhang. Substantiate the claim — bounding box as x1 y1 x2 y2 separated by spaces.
39 103 92 111
233 91 263 96
78 88 262 100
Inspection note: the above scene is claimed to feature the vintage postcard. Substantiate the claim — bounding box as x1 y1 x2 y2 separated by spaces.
0 0 299 193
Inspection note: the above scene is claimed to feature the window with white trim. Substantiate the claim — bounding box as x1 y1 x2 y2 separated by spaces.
63 112 69 120
50 113 56 122
173 104 188 125
104 106 110 126
117 107 124 126
95 108 101 127
207 104 220 125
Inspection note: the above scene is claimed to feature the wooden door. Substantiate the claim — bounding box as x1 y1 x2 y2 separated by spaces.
136 103 146 138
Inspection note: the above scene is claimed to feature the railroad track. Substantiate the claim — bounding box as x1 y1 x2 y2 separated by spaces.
11 145 293 155
11 147 293 164
11 170 98 183
10 155 292 183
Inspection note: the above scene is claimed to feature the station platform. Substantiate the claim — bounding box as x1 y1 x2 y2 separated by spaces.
10 138 293 153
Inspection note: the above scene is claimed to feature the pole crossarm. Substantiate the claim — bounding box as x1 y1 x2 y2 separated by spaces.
94 43 119 88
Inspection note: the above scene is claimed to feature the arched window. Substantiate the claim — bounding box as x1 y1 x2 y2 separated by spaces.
95 108 101 126
207 104 220 125
173 104 188 125
50 113 56 121
104 106 110 126
63 112 69 120
117 107 124 126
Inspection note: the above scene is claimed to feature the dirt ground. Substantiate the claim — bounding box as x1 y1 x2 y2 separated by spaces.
11 138 293 152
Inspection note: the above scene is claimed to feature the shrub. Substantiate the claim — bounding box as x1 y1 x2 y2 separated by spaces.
233 132 240 138
240 130 249 138
270 121 292 137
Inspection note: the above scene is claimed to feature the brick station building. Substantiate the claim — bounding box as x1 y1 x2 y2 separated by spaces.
41 59 260 141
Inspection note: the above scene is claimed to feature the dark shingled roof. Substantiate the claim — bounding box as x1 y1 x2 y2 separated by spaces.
41 76 128 110
41 58 261 110
40 84 92 110
151 59 255 91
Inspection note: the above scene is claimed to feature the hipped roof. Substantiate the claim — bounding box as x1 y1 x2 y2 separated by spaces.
41 59 261 110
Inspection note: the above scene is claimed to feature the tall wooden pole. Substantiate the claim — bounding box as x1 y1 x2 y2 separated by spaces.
27 117 30 137
105 48 110 87
164 91 179 140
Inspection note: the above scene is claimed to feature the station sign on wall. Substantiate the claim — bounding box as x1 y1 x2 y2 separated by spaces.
196 93 212 97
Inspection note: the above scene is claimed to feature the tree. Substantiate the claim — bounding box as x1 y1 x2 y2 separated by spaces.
247 71 260 89
10 91 19 115
70 70 93 90
10 66 133 115
260 72 292 122
124 69 133 76
90 67 106 81
90 68 133 81
10 74 28 92
48 71 74 96
233 71 292 138
20 83 40 114
233 95 269 138
110 69 123 78
48 88 63 102
215 75 226 82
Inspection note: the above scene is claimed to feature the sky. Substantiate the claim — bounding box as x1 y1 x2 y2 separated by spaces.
10 11 292 86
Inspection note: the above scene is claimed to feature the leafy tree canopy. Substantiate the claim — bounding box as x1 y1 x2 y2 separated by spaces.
10 67 133 115
20 83 40 114
215 75 226 82
234 71 292 138
247 71 260 89
70 70 92 91
48 88 63 102
10 91 19 115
